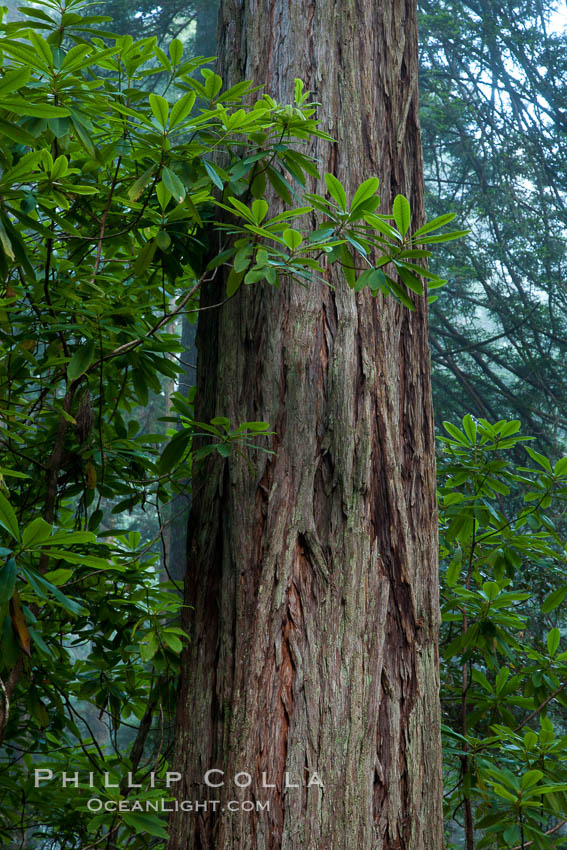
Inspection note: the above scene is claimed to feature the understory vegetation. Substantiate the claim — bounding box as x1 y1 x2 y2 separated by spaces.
0 0 565 848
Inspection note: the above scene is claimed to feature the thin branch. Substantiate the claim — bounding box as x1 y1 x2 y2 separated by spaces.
98 261 221 366
510 818 567 850
514 680 567 733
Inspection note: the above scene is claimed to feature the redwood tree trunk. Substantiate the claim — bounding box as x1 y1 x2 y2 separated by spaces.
168 1 444 848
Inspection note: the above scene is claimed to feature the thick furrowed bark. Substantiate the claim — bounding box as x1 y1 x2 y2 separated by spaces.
168 1 443 848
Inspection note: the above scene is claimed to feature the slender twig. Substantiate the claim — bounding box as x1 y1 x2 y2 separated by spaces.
97 261 221 366
510 818 567 850
43 386 76 527
95 319 106 515
90 156 122 286
513 679 567 733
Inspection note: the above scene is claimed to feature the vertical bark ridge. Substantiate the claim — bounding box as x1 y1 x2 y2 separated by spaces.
168 1 443 847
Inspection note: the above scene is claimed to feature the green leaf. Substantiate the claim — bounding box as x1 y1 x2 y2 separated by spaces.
169 91 196 128
446 555 462 588
204 159 224 191
0 117 36 146
154 45 171 71
68 340 95 382
50 155 68 181
348 195 380 219
23 568 88 616
34 549 112 570
203 71 223 99
324 172 347 211
471 668 493 693
413 229 470 244
345 232 368 256
226 267 244 297
397 265 423 295
251 199 269 224
162 167 185 204
244 267 267 284
169 38 184 65
0 492 20 542
0 67 31 95
0 558 17 604
392 194 411 236
149 93 169 128
385 275 416 310
251 169 267 198
283 228 303 251
156 182 171 211
524 784 567 796
266 166 293 204
65 184 98 196
351 177 380 210
140 632 159 662
42 531 96 546
547 627 561 656
164 632 183 652
483 580 500 601
28 626 53 658
0 468 29 480
237 421 271 432
353 268 375 292
542 586 567 613
0 98 69 118
156 230 171 250
340 243 356 288
158 429 192 475
29 31 53 68
364 213 401 242
121 812 168 839
60 44 92 72
442 422 469 444
43 568 73 586
0 219 14 261
491 783 518 803
411 212 457 239
234 245 253 273
462 414 477 444
225 196 255 222
128 167 155 202
368 268 387 294
22 518 52 549
525 446 553 474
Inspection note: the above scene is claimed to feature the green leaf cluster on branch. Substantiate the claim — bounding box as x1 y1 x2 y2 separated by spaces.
439 416 567 848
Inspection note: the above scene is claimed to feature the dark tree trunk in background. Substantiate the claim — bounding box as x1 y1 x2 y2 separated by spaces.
165 316 196 582
168 0 444 847
195 0 219 58
165 5 218 581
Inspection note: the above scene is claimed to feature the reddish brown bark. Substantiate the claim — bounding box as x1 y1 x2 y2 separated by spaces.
168 1 443 848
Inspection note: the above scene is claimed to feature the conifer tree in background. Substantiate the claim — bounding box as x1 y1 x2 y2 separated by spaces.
419 0 567 448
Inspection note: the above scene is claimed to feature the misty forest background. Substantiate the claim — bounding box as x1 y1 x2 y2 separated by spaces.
2 0 567 848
